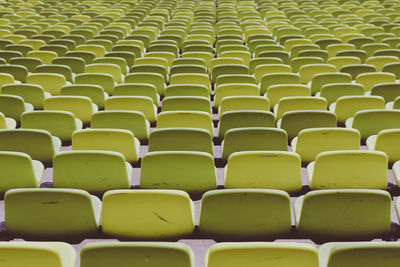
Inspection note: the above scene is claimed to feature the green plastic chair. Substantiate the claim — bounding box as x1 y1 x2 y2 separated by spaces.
113 83 159 105
1 83 48 110
91 111 149 142
219 96 270 117
199 189 291 240
266 84 312 108
156 111 213 136
0 64 28 82
319 242 400 267
371 83 400 102
5 188 101 238
310 72 352 95
53 56 86 74
299 64 337 84
72 129 140 163
317 83 364 105
101 189 195 239
292 128 361 163
367 129 400 164
53 150 132 194
21 111 82 143
214 83 260 108
105 96 157 123
80 242 194 267
222 127 288 160
340 64 376 79
382 62 400 78
75 73 114 95
0 241 76 267
355 72 396 92
140 151 217 194
125 72 166 96
148 128 213 155
61 84 106 109
161 96 211 114
274 96 327 120
218 111 275 138
278 110 337 141
0 95 33 123
0 151 43 194
0 129 60 166
294 189 391 239
205 242 318 267
225 151 302 192
260 73 301 95
307 150 388 190
346 109 400 141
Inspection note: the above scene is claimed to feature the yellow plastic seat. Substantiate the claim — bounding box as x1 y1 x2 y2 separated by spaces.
85 63 123 83
0 95 33 123
299 64 337 84
355 72 396 91
367 129 400 163
27 50 57 64
170 73 210 93
124 72 166 96
254 64 291 83
141 151 217 195
317 83 364 105
199 189 292 239
105 96 157 123
44 96 97 125
53 150 132 194
319 242 400 267
76 44 106 57
0 241 76 267
161 96 211 114
156 111 213 136
102 189 195 239
274 96 327 120
21 111 82 143
214 83 260 108
0 112 16 129
366 56 399 71
219 96 270 118
327 56 362 71
5 188 101 238
26 73 67 95
225 151 302 192
72 129 140 163
294 189 391 239
222 127 288 161
307 150 388 189
326 43 356 58
205 242 318 267
266 84 311 108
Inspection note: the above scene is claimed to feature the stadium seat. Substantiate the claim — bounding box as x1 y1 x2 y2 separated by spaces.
0 95 33 123
141 151 217 194
5 188 101 238
105 96 157 123
294 189 391 239
274 96 327 120
199 189 292 239
366 129 400 163
317 83 364 105
101 189 195 239
72 129 140 163
53 150 132 194
161 96 212 114
156 111 213 136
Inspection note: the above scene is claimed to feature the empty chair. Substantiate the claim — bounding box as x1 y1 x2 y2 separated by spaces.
105 96 157 123
211 64 249 84
91 111 149 142
53 151 132 194
299 64 337 84
0 151 43 195
72 129 140 163
0 65 28 82
346 109 400 141
292 128 361 163
0 129 60 166
294 189 391 239
278 110 337 140
219 96 270 117
80 242 194 267
161 97 211 114
307 151 388 190
225 151 302 192
5 188 101 239
222 128 288 160
26 73 67 95
367 129 400 164
0 242 76 267
44 96 97 125
102 189 195 239
148 128 213 155
125 72 166 96
205 242 318 267
310 72 352 95
21 111 82 143
340 64 376 79
199 189 292 240
260 73 301 95
214 83 260 108
371 83 400 102
266 84 311 108
318 83 364 105
85 63 123 83
61 84 106 109
274 97 327 120
0 95 33 123
218 111 275 138
170 73 210 94
319 242 400 267
75 73 115 95
113 83 159 105
0 112 16 129
141 151 217 194
156 111 213 136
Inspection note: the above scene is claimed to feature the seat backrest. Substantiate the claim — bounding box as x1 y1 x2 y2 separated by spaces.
295 189 391 238
72 129 139 163
75 73 115 95
5 188 101 238
225 151 302 192
161 96 212 114
80 242 194 267
26 73 66 95
148 128 213 155
267 84 311 107
53 150 131 194
44 96 96 124
308 150 388 189
214 83 259 107
0 242 76 267
334 96 385 123
156 111 213 136
101 189 195 239
105 96 156 122
199 189 291 239
275 96 327 120
260 73 301 95
219 96 270 116
320 83 364 105
0 95 27 121
141 151 217 194
371 83 400 102
205 242 318 267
